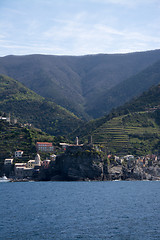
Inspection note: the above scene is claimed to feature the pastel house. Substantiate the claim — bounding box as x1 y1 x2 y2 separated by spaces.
4 158 14 165
27 154 41 168
15 150 24 158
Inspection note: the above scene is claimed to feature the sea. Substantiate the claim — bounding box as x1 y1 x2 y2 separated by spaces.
0 181 160 240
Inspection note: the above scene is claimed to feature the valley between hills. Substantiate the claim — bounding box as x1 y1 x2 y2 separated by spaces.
1 49 160 119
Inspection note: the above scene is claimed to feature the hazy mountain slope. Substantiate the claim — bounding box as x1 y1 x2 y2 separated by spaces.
1 49 160 119
87 60 160 118
113 83 160 115
75 51 160 107
0 75 82 136
0 55 86 119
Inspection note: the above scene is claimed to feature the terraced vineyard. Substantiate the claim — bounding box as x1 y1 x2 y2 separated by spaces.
91 112 160 155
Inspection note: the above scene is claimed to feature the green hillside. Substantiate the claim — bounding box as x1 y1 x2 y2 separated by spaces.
0 75 82 136
0 120 55 172
91 112 160 156
73 84 160 155
1 49 160 119
113 84 160 115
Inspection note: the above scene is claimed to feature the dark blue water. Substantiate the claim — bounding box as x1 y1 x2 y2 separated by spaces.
0 181 160 240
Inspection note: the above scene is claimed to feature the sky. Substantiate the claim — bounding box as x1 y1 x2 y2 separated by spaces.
0 0 160 56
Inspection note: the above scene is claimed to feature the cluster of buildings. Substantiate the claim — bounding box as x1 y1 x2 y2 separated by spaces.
3 136 160 180
14 153 42 179
4 142 56 179
113 154 160 168
3 138 87 179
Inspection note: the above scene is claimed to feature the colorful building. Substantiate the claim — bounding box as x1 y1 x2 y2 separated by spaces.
36 142 54 152
41 159 51 169
27 154 41 168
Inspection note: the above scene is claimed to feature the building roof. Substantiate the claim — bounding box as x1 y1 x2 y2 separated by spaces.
23 168 33 171
68 144 84 147
0 116 9 120
59 143 70 146
36 142 53 146
15 150 23 152
28 160 35 163
15 163 26 166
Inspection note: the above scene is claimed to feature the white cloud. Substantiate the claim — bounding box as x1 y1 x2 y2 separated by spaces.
0 0 160 56
1 11 160 56
88 0 160 7
1 7 26 16
0 34 6 39
39 16 160 55
94 24 124 36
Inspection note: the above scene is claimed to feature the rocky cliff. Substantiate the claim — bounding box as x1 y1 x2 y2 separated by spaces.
122 165 160 181
48 146 106 181
39 146 160 181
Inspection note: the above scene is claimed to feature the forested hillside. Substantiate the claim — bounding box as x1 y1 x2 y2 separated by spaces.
0 120 55 172
0 75 82 136
88 60 160 118
1 49 160 119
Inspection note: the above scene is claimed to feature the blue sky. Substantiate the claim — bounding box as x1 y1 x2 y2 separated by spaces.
0 0 160 56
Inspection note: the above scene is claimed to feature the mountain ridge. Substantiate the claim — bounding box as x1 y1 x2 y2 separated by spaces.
88 59 160 117
1 49 160 119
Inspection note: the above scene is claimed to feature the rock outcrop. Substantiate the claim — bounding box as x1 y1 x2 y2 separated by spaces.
107 166 123 180
49 145 106 181
38 145 108 181
39 145 160 181
122 164 160 181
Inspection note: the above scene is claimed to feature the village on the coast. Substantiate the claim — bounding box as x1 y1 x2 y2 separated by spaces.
1 114 160 181
3 142 55 180
2 137 160 181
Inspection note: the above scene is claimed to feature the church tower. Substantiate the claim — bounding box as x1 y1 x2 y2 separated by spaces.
35 154 41 166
